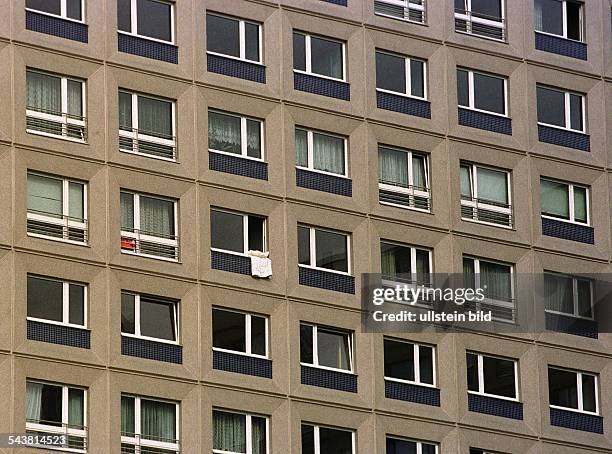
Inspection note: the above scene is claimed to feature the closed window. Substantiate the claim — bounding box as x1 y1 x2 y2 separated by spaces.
544 272 592 318
213 410 268 454
293 32 345 81
210 209 266 255
301 424 354 454
548 367 598 414
387 437 437 454
121 292 178 343
206 13 261 63
460 163 512 227
467 352 518 400
300 323 353 372
375 50 426 99
380 241 431 286
540 179 589 225
121 395 179 453
457 68 507 116
374 0 426 24
117 0 174 43
536 86 585 132
27 275 86 328
298 225 350 274
212 308 268 357
384 338 435 386
463 257 514 321
378 145 430 211
208 111 263 160
26 0 83 22
534 0 583 41
454 0 505 41
295 128 347 176
119 90 176 160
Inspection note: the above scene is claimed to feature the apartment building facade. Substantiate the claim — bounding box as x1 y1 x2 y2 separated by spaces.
1 0 612 453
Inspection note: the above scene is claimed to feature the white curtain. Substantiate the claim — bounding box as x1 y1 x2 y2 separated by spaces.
460 166 472 198
138 96 172 137
246 119 261 158
120 192 134 231
534 0 544 31
379 147 408 187
477 168 508 204
27 174 62 216
66 80 83 118
26 382 43 422
295 129 308 167
141 399 176 442
26 71 61 114
412 155 426 190
68 389 84 428
313 133 344 175
68 182 84 221
208 112 241 154
118 92 133 130
140 196 174 237
213 411 246 453
317 330 349 370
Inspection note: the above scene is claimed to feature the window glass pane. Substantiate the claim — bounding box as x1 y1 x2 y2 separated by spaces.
66 0 82 20
140 297 176 341
138 96 172 137
421 444 437 454
541 180 569 219
376 52 406 94
67 80 83 117
252 416 267 454
251 315 266 356
457 69 469 107
380 243 411 282
582 374 596 412
537 87 566 127
410 59 425 98
69 182 84 220
548 368 578 409
386 438 417 454
121 293 136 334
544 273 574 314
576 279 592 318
119 92 133 130
569 94 583 131
419 345 434 385
26 382 44 422
301 425 315 454
246 119 261 158
121 396 135 434
300 324 313 364
206 14 240 58
384 339 414 381
213 410 246 453
476 167 508 204
68 388 84 427
120 192 134 231
412 155 427 189
140 399 176 441
298 226 311 266
483 356 516 398
293 33 306 71
313 133 344 175
473 73 505 114
455 0 466 11
208 112 241 154
26 0 61 15
117 0 131 32
27 174 62 216
310 36 343 79
26 71 61 114
245 22 260 61
317 328 350 370
137 0 171 42
416 249 430 285
140 196 174 237
534 0 563 35
315 229 348 272
480 261 512 302
566 2 582 40
211 210 244 253
319 427 353 454
213 309 246 352
247 216 265 252
295 129 308 167
378 147 408 187
466 353 478 391
27 276 63 322
460 166 472 198
39 383 63 426
471 0 502 18
573 186 587 223
68 283 85 326
463 258 475 289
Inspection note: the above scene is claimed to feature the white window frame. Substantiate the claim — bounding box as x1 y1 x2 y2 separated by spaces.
535 0 584 42
385 437 439 454
540 178 590 225
26 380 87 453
300 323 354 374
374 0 426 24
210 208 267 257
212 410 270 454
26 275 87 329
293 32 347 82
295 127 348 178
298 225 352 276
208 110 265 161
460 163 512 229
206 13 263 65
375 50 428 100
536 85 586 133
543 272 594 320
548 366 599 415
121 292 179 345
303 424 356 454
464 257 515 317
118 0 175 44
458 68 508 117
25 0 85 23
383 338 437 388
120 395 180 453
212 307 269 359
380 241 433 287
454 0 506 41
467 352 519 402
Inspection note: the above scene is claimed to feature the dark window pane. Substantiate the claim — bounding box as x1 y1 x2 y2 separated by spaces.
569 94 583 131
421 443 437 454
66 0 82 20
535 0 563 35
471 0 502 18
121 396 135 434
541 179 569 219
300 324 313 364
566 2 582 40
386 438 417 454
301 425 315 454
483 356 515 398
457 69 469 107
319 427 353 454
27 276 63 322
466 353 478 391
549 368 578 409
455 0 466 11
576 279 592 318
118 92 133 130
211 210 244 253
247 216 265 252
120 192 134 231
117 0 131 32
317 329 350 370
384 339 414 381
473 73 505 114
573 186 587 223
310 36 343 79
246 119 262 158
206 14 240 58
140 297 176 341
480 261 512 302
293 33 306 71
252 415 267 454
137 0 171 42
68 388 84 427
419 345 434 385
544 273 573 314
298 226 311 266
121 293 136 334
40 383 63 426
315 230 348 272
376 52 406 94
26 0 61 16
537 86 565 127
582 374 596 412
245 22 260 61
380 243 411 282
410 60 425 98
213 411 246 452
68 284 85 326
251 315 266 356
213 309 246 352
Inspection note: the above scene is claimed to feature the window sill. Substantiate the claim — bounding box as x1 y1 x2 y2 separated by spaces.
26 9 88 43
468 393 523 420
301 364 357 393
207 52 266 83
544 311 598 339
535 31 587 60
550 407 603 433
121 335 182 364
209 150 268 180
27 319 91 349
26 129 87 144
541 217 594 244
384 379 440 406
294 72 350 101
537 124 590 152
458 107 512 135
27 232 88 247
117 32 178 64
213 349 272 378
376 90 431 119
296 168 352 196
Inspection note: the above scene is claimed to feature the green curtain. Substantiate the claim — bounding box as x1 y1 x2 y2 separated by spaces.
541 179 569 218
27 173 63 216
379 147 408 187
460 166 472 197
66 80 83 118
120 396 135 435
68 388 84 428
26 71 61 114
213 411 246 453
68 182 84 221
295 129 308 167
477 168 508 204
141 399 176 442
412 155 426 189
251 416 266 454
544 273 573 314
118 92 133 130
26 382 43 422
573 187 587 222
208 112 241 154
138 96 172 137
120 192 134 231
246 119 261 159
313 133 344 175
481 261 512 301
140 196 174 237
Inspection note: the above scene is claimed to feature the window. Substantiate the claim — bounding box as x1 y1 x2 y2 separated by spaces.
384 338 435 386
460 163 512 227
119 91 176 161
117 0 174 43
380 242 431 286
27 275 86 328
463 257 514 321
213 410 268 454
26 0 83 22
300 323 353 372
206 13 261 63
374 0 426 24
212 308 268 358
534 0 583 41
298 225 350 274
386 437 437 454
454 0 505 41
536 86 585 133
295 128 347 176
548 367 598 414
540 179 589 225
121 395 179 453
26 381 86 450
293 32 345 81
375 51 426 99
208 111 263 160
467 352 518 400
457 68 507 116
544 272 593 318
301 424 354 454
378 145 430 211
210 209 266 255
120 191 179 261
26 70 86 141
121 292 178 343
27 172 87 244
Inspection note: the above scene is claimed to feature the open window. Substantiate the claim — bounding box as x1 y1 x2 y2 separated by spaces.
460 163 512 227
121 395 179 453
212 308 268 358
206 13 262 64
467 352 518 400
208 110 264 161
455 0 505 41
212 410 268 454
540 178 589 225
378 145 430 211
544 272 593 319
384 338 435 387
26 0 84 22
548 366 598 414
300 323 353 373
293 32 345 81
210 209 266 256
534 0 583 41
380 241 431 290
117 0 174 43
376 50 426 100
295 128 347 177
298 225 350 274
301 424 355 454
463 257 515 321
27 275 86 329
536 86 585 133
121 292 179 344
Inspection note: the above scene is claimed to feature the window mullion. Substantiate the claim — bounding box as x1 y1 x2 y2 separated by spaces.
246 414 253 454
243 215 249 254
60 0 67 18
135 294 141 337
562 1 568 38
132 94 139 132
62 179 70 217
241 118 248 157
305 35 312 74
245 314 252 355
405 57 411 96
307 131 314 169
472 166 478 199
407 151 414 188
564 92 571 130
63 282 70 325
568 185 575 222
131 0 138 35
62 386 69 425
414 343 421 383
133 194 141 231
312 326 319 366
410 248 417 284
478 354 485 393
468 71 475 109
576 372 584 411
134 397 141 436
239 21 246 60
310 228 316 267
61 78 68 116
572 278 579 316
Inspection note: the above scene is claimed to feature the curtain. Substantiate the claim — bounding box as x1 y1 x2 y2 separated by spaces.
251 416 266 454
310 37 342 79
379 147 408 187
534 0 544 31
140 196 174 237
141 399 176 441
246 119 261 159
66 80 83 118
317 330 349 370
544 273 573 314
477 168 508 204
380 244 397 279
313 133 344 174
121 396 135 435
416 249 430 284
213 411 246 453
541 180 569 218
208 112 241 154
481 261 511 301
573 187 587 223
26 71 61 114
460 166 472 197
120 192 134 231
68 389 84 428
138 96 172 137
27 174 62 216
118 92 132 130
295 129 308 167
412 155 426 190
69 182 84 221
26 382 43 422
463 258 475 289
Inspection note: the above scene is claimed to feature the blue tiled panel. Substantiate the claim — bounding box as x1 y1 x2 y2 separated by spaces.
541 218 594 244
545 312 598 339
213 350 272 379
296 168 352 196
121 336 183 364
535 32 587 60
385 380 440 406
209 151 268 180
118 33 178 64
211 250 251 275
538 125 590 151
27 320 90 349
322 0 348 6
26 11 88 43
468 394 524 420
376 91 431 119
294 73 350 101
207 54 266 83
301 365 357 393
299 267 355 294
550 408 603 433
458 108 512 135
